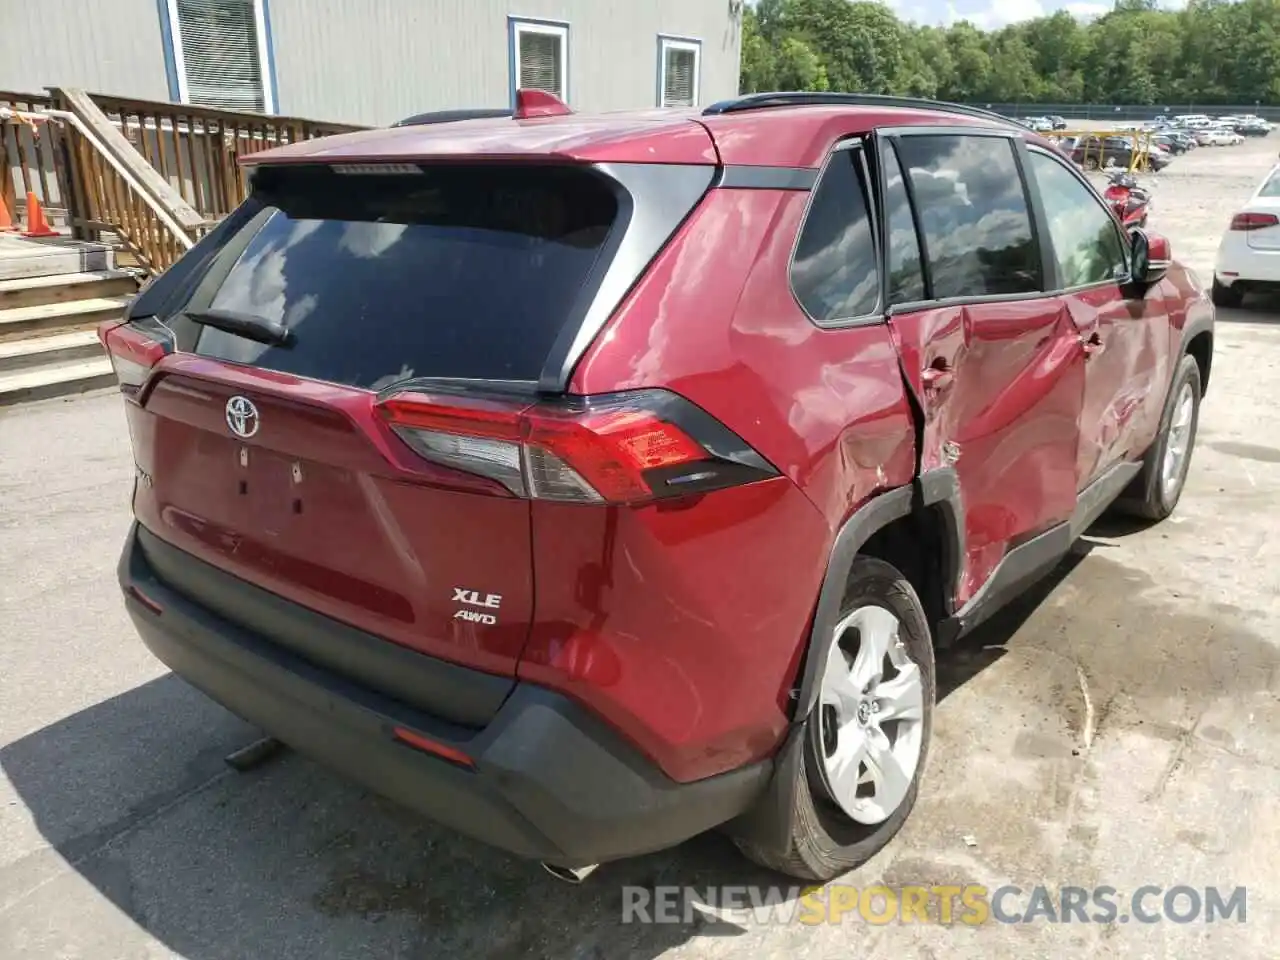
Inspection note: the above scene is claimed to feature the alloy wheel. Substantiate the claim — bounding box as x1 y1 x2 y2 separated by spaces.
816 605 925 825
1160 382 1195 502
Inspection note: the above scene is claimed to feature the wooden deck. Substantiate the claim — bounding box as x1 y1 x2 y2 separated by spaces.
0 234 115 282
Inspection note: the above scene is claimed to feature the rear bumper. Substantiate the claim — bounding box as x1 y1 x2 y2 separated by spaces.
1216 237 1280 286
119 522 770 867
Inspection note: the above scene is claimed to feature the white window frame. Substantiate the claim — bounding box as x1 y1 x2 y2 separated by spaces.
511 18 570 103
166 0 276 113
657 36 702 108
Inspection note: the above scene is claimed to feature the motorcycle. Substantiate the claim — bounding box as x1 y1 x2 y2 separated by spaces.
1103 171 1152 229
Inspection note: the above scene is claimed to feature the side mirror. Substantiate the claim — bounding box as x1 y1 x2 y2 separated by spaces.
1129 228 1171 285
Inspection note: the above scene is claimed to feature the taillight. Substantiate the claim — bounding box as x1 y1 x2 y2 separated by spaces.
377 389 778 504
1230 211 1280 231
99 320 171 397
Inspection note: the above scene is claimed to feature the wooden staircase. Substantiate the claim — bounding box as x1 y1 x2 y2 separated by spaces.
1 86 362 405
0 239 138 405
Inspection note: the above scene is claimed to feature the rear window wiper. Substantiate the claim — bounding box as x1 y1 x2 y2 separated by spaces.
182 309 294 347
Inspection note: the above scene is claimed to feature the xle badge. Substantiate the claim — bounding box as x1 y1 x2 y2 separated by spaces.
453 587 502 625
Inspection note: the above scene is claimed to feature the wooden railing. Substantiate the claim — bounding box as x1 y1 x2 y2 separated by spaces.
1 88 366 273
0 90 70 223
57 89 208 271
81 91 362 225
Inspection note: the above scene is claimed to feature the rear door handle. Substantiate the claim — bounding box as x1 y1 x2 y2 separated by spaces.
922 359 954 392
1080 332 1105 358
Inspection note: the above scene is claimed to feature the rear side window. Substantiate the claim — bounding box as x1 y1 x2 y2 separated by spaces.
184 164 620 388
879 143 926 305
791 147 880 324
893 135 1042 300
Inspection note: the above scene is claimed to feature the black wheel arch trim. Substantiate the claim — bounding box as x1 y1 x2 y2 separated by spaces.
918 466 965 621
728 469 962 854
791 467 963 725
1179 309 1214 396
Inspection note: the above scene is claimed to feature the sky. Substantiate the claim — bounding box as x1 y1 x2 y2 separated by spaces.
885 0 1188 29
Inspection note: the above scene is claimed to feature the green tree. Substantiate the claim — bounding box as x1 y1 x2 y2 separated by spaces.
943 22 993 102
740 6 775 92
731 0 1280 107
775 37 831 90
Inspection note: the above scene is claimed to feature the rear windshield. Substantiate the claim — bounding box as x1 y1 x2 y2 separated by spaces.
182 164 621 388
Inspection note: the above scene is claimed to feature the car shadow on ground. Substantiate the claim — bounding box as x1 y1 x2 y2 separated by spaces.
1215 295 1280 325
0 535 1121 960
936 538 1095 700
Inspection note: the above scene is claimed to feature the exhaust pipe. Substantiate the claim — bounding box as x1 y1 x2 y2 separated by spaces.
541 862 599 884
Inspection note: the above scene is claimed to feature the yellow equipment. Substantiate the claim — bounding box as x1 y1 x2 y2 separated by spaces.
1042 128 1156 173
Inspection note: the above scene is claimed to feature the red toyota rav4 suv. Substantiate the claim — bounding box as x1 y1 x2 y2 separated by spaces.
104 92 1213 883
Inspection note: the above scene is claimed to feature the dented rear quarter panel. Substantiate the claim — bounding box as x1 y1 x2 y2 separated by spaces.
535 186 916 782
1165 261 1216 388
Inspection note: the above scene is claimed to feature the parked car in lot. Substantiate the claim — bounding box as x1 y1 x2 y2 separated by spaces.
1216 115 1269 136
1213 161 1280 306
1199 124 1244 146
1237 115 1273 136
1152 132 1190 155
100 90 1215 883
1073 134 1172 171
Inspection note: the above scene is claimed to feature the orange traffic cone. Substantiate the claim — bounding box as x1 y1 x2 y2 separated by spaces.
22 191 58 238
0 195 16 232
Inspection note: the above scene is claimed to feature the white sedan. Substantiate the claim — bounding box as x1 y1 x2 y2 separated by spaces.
1213 163 1280 306
1201 126 1244 146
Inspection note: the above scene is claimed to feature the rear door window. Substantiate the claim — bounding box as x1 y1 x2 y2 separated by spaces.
879 142 926 305
790 146 880 324
180 164 621 389
893 134 1041 300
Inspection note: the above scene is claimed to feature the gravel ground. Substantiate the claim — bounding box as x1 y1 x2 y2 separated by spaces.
3 134 1280 959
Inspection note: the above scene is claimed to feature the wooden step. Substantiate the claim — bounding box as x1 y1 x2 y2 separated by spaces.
0 295 133 342
0 236 115 281
0 270 139 310
0 355 115 406
0 330 105 373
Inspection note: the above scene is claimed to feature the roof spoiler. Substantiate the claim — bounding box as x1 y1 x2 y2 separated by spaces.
389 90 572 128
391 108 512 128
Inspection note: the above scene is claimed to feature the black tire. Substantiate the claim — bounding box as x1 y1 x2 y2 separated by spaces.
1211 278 1244 308
1114 354 1202 522
735 557 936 881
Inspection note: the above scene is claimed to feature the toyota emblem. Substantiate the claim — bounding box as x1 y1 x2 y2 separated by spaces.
225 395 260 439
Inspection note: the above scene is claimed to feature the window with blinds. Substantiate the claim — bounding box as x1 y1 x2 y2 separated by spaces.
659 38 701 108
513 21 568 101
171 0 272 113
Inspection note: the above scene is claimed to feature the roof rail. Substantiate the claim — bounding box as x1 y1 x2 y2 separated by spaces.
391 108 512 128
701 92 1018 128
